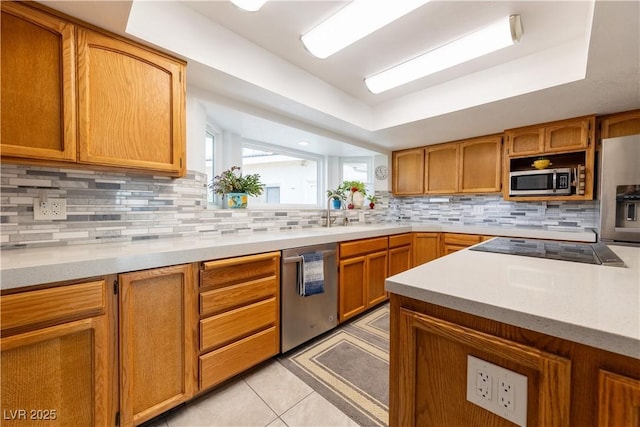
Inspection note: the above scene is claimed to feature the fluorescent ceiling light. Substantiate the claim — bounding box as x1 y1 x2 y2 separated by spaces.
298 141 309 146
365 15 523 94
230 0 267 12
301 0 431 59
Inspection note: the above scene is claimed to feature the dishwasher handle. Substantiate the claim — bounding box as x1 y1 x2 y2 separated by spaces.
283 249 337 264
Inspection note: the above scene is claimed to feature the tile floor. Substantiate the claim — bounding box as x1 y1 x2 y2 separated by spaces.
143 359 359 427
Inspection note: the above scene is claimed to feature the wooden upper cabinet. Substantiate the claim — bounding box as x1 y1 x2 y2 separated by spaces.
392 148 425 195
505 115 595 157
505 127 543 156
77 28 186 176
599 110 640 139
545 116 593 152
459 135 502 193
0 2 77 162
425 143 458 194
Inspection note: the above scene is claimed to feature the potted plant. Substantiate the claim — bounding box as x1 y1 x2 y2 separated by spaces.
340 180 367 209
367 194 379 209
209 166 265 208
326 188 346 209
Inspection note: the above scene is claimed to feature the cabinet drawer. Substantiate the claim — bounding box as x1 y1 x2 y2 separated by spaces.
340 237 388 258
389 233 412 248
442 233 481 246
199 326 278 390
1 280 106 334
200 275 277 317
201 252 280 289
200 298 277 352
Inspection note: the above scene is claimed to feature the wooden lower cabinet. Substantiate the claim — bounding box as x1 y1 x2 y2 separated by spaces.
598 370 640 427
390 294 640 427
0 279 117 427
388 233 412 276
442 232 482 255
339 237 388 322
412 233 440 266
199 252 280 391
119 264 197 426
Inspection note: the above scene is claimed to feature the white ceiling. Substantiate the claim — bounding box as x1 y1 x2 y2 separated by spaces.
40 1 640 156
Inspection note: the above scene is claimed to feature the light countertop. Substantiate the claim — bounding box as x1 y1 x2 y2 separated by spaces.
0 223 596 290
385 243 640 359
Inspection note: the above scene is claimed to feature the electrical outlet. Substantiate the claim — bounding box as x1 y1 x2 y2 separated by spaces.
499 379 515 411
467 355 528 427
34 198 67 220
476 370 492 400
358 211 366 222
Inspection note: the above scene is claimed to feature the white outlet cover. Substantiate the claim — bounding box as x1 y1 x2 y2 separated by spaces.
467 355 527 427
34 198 67 221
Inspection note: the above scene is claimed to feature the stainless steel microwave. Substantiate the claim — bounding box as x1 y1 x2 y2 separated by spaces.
509 168 572 196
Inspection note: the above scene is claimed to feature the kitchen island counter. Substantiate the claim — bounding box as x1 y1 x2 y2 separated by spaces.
1 223 596 291
386 243 640 358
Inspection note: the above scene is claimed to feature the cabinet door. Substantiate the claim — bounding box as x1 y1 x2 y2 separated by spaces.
545 116 593 152
339 256 367 322
77 28 185 176
505 127 543 156
392 148 425 195
443 233 481 255
412 233 440 267
459 135 502 193
598 370 640 427
389 244 412 277
599 110 640 139
119 264 196 426
426 143 458 194
367 250 388 307
0 2 76 162
0 280 113 427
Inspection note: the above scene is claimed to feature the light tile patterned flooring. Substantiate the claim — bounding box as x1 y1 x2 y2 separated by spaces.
144 360 359 427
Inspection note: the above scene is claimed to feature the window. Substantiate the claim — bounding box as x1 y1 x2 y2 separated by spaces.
340 157 373 193
241 143 322 207
205 130 216 204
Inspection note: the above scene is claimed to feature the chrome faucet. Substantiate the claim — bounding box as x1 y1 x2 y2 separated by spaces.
326 197 344 227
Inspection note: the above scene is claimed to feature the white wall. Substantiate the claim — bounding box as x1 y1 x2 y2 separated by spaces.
186 95 207 174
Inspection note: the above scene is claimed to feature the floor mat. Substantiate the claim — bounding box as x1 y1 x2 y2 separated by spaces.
279 303 390 427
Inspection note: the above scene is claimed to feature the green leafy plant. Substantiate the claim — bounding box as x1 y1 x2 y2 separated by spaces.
367 194 379 204
209 166 265 197
340 180 367 196
326 187 346 200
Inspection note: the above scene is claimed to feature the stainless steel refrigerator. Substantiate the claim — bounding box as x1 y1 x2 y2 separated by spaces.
599 135 640 244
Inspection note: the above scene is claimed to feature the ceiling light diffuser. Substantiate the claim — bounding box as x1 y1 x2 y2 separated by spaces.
364 14 523 94
230 0 267 12
301 0 431 59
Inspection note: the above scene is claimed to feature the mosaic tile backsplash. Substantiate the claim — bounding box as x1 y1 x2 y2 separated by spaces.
1 164 598 248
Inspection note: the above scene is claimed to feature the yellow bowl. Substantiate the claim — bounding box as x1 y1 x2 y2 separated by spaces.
532 159 552 169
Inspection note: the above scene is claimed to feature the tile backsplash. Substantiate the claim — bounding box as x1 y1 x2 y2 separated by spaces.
1 165 598 248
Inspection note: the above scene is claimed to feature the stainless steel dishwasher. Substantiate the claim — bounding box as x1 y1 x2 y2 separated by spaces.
281 243 338 353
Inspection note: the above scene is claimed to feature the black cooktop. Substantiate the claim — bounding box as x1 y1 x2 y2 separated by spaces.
469 237 624 266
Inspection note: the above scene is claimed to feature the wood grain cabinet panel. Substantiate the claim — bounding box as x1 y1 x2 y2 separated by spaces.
0 2 76 162
339 237 389 322
545 117 592 152
598 370 640 427
198 252 280 392
505 127 544 156
388 233 413 277
442 233 481 255
392 148 425 195
393 306 571 427
459 135 503 193
426 143 458 194
0 2 186 177
119 264 196 426
412 233 440 267
77 28 185 176
599 110 640 139
0 279 114 427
